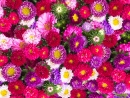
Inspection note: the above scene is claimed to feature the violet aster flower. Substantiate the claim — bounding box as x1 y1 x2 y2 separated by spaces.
70 77 82 89
82 22 93 32
25 72 41 87
18 1 36 20
90 0 108 17
89 93 104 98
2 63 21 82
103 20 114 35
69 36 87 53
90 56 102 68
114 54 130 70
115 83 126 94
50 45 66 64
102 45 111 62
123 20 130 31
86 80 98 92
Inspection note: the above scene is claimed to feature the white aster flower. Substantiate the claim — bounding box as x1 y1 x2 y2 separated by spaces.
20 17 35 27
46 59 60 69
0 85 11 98
60 67 74 83
58 84 72 98
0 69 6 82
22 29 41 45
90 15 106 22
88 68 99 80
108 16 123 30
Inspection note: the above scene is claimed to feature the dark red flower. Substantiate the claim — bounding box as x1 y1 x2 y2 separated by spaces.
0 55 8 67
122 5 130 20
9 12 19 25
38 90 49 98
39 47 49 60
70 89 86 98
84 0 94 4
79 6 90 19
125 74 130 90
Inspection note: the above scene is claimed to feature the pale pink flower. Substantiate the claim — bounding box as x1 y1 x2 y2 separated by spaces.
64 0 77 10
0 7 3 18
0 0 6 7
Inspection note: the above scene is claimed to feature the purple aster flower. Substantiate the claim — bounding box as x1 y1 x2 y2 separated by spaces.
115 83 126 94
69 10 81 24
123 20 130 31
50 69 62 85
69 36 87 53
90 56 102 68
86 80 98 92
50 45 66 64
18 1 36 20
102 45 111 62
70 77 82 89
25 72 41 87
2 63 21 82
82 22 93 32
90 0 108 17
89 93 104 98
103 20 114 35
114 54 130 70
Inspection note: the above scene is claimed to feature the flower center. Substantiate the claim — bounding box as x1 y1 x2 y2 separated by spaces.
64 89 69 95
84 10 87 14
63 71 69 78
40 6 45 11
0 23 5 27
94 3 103 12
113 18 119 25
69 59 73 64
43 51 46 55
7 68 15 76
95 48 99 52
30 77 36 82
54 50 61 59
128 11 130 16
14 85 19 90
75 41 79 48
77 93 81 98
72 14 79 22
93 36 100 42
47 87 53 92
0 59 3 62
29 49 33 54
0 90 7 96
102 83 108 88
113 6 118 10
29 34 35 40
56 6 62 13
44 23 51 31
19 42 25 49
103 66 107 71
119 60 125 65
12 17 16 20
92 70 96 76
22 7 31 16
1 39 6 44
80 70 86 75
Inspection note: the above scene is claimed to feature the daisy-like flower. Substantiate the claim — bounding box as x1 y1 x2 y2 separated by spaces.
18 1 36 20
12 39 25 50
90 15 106 23
90 0 108 17
58 84 72 98
0 85 11 98
46 59 60 69
71 89 87 98
0 7 4 18
108 16 123 30
0 69 6 82
0 55 8 67
39 47 49 60
70 77 82 89
36 12 58 38
2 63 21 82
60 67 74 83
86 80 98 92
24 44 39 60
115 83 126 94
88 68 99 80
82 22 93 32
79 6 90 19
102 46 111 62
22 29 41 45
64 0 77 10
20 17 35 27
9 12 19 25
50 45 66 64
122 5 130 20
6 0 22 9
90 56 102 68
123 20 130 31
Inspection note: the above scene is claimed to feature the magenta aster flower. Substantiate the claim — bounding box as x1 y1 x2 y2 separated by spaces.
18 1 36 20
2 63 21 82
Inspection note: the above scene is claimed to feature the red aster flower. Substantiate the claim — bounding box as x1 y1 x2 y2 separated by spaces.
77 48 92 63
108 0 123 16
79 6 90 19
122 5 130 20
97 62 114 77
0 18 11 33
46 31 61 47
125 74 130 90
39 47 49 60
36 0 51 16
97 77 114 94
64 54 79 70
24 86 38 98
0 55 8 67
24 44 40 60
70 89 86 98
35 65 49 79
103 34 118 48
89 45 103 57
111 69 126 83
9 12 19 25
6 0 22 10
84 0 94 4
8 80 25 95
10 95 24 98
38 90 49 98
74 63 93 80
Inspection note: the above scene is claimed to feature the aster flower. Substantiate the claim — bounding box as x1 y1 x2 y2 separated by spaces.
122 5 130 20
70 89 86 98
18 1 36 20
0 0 6 7
0 69 6 82
115 83 126 94
9 12 19 25
88 68 99 80
50 45 66 64
114 54 130 70
39 47 49 60
38 90 49 98
123 20 130 31
10 95 24 98
6 0 22 9
24 44 39 60
20 17 35 27
2 63 21 82
102 46 111 62
0 85 11 98
69 36 87 53
60 67 74 83
90 56 102 68
82 22 93 32
70 77 82 89
125 74 130 89
69 10 81 24
79 6 90 19
0 7 4 18
90 15 106 23
64 0 77 10
12 39 26 50
90 0 108 17
46 59 60 69
0 55 8 67
22 29 41 45
89 93 104 98
86 80 98 92
36 12 58 38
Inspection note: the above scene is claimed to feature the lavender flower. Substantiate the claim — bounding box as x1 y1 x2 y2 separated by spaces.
102 45 111 62
70 77 82 89
123 20 130 31
90 56 102 68
86 80 98 92
82 22 93 32
115 83 126 94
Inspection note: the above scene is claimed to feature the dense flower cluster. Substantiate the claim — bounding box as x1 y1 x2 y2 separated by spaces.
0 0 130 98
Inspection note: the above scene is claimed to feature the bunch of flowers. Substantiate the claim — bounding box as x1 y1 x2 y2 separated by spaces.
0 0 130 98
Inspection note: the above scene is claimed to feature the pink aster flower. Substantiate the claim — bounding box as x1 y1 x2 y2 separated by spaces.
0 7 3 18
36 12 59 38
0 0 6 7
64 0 77 10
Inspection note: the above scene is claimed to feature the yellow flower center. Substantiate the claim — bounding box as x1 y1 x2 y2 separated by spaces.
63 71 69 78
0 23 5 27
0 90 7 96
128 11 130 16
30 77 36 82
84 11 87 14
44 23 51 31
80 70 86 75
102 83 108 88
113 18 119 25
19 42 25 49
0 59 3 62
1 39 6 44
40 6 45 11
75 41 79 48
29 34 34 40
113 6 118 10
69 59 73 64
7 68 15 76
22 7 31 16
95 48 99 53
92 70 96 76
64 89 69 95
103 66 107 71
14 85 19 90
77 93 81 98
43 51 46 55
72 14 79 22
12 17 16 20
54 50 61 59
119 60 125 65
29 49 33 54
94 3 103 12
56 7 62 13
